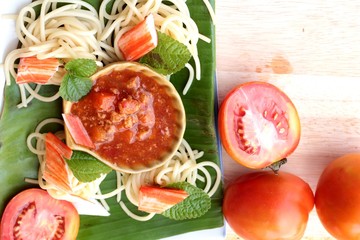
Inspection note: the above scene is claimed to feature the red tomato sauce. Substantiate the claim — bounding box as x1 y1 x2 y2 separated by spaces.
70 69 182 169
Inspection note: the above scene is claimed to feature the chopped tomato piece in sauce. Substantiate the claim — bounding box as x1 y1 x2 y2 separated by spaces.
93 92 116 112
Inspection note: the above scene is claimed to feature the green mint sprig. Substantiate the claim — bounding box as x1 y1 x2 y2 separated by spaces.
162 182 211 220
59 59 97 102
66 150 112 183
139 31 191 76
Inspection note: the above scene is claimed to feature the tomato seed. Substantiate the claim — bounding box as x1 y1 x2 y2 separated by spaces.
235 106 246 117
237 129 244 134
53 215 65 239
263 110 268 118
273 112 278 120
13 201 37 240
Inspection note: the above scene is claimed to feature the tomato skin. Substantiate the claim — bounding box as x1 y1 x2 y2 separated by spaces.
0 188 79 240
218 81 301 169
315 153 360 240
223 171 314 240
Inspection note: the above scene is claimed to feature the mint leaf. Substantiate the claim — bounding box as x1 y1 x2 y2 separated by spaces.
162 182 211 220
139 31 191 75
66 150 112 182
65 58 97 77
59 74 92 101
60 59 97 101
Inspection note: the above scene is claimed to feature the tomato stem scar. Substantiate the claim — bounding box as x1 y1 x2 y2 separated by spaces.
266 158 288 174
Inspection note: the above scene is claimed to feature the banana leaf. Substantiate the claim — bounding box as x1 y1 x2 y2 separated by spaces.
0 0 223 239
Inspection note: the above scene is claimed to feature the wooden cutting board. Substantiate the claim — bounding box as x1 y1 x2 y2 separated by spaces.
216 0 360 239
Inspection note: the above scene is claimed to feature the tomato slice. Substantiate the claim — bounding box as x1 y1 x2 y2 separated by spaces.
218 81 301 169
1 188 79 240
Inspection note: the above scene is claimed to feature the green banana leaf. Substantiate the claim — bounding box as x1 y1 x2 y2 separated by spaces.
0 0 223 239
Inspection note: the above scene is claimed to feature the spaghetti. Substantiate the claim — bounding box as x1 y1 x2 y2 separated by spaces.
5 0 109 108
8 0 221 223
114 138 222 221
3 0 215 109
26 118 222 221
26 118 106 202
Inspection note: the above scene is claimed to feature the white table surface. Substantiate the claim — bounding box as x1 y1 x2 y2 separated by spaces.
216 1 360 239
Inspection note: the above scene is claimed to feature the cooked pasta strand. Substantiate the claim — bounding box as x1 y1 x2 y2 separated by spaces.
16 0 220 222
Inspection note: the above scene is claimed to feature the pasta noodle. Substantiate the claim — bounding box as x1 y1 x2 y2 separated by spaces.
4 0 109 107
27 118 222 221
11 0 220 222
3 0 215 108
114 138 222 221
99 0 210 81
26 118 106 202
183 63 194 95
202 0 216 25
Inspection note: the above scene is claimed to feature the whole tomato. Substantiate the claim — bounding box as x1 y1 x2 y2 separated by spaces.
223 171 314 240
315 153 360 240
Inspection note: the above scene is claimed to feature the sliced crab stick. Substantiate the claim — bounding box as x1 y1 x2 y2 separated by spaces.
138 186 188 213
44 141 71 192
16 57 60 84
45 132 73 159
118 14 158 61
62 113 95 149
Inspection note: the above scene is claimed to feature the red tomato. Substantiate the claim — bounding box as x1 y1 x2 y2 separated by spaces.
223 171 314 240
0 188 79 240
315 153 360 240
218 81 301 169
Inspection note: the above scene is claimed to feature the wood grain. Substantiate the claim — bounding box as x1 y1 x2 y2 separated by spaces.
215 0 360 239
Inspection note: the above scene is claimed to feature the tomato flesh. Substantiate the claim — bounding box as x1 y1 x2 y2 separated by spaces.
1 188 79 240
315 153 360 240
223 171 314 240
219 81 301 168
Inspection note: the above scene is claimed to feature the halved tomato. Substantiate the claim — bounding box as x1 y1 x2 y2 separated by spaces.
0 188 79 240
218 81 301 169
